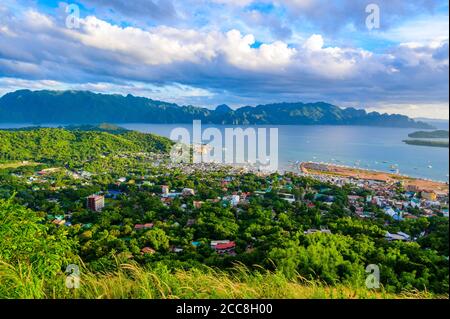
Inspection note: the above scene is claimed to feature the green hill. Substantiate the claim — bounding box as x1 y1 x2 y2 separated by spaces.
0 126 173 164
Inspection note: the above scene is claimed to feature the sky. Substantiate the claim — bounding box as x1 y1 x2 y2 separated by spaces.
0 0 448 119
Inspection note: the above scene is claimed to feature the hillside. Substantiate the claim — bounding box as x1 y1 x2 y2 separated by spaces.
0 90 433 128
0 199 439 299
0 126 173 164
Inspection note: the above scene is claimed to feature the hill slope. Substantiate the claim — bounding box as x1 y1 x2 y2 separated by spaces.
0 90 433 128
0 126 173 164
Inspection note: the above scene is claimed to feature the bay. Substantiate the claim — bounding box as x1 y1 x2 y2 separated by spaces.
1 123 448 182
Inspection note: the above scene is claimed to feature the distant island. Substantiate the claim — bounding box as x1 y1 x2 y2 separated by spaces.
403 140 449 148
408 130 449 139
0 90 434 129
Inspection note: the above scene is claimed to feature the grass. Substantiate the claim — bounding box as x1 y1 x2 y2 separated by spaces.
0 261 442 299
0 161 41 169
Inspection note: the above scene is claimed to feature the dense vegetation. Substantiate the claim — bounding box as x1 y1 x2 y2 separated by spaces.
0 127 448 299
0 90 433 128
0 126 173 165
408 130 449 139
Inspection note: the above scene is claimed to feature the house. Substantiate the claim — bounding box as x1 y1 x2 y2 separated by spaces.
348 195 362 205
182 188 195 196
193 201 204 209
211 240 236 255
230 195 240 206
421 190 437 201
171 246 184 253
86 195 105 212
52 219 66 226
161 185 169 195
278 193 295 203
304 228 332 235
425 200 441 208
410 198 421 208
406 184 420 193
134 223 154 230
385 232 410 241
141 247 156 255
384 207 397 217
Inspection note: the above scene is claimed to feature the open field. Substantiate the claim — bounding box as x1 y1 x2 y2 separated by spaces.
0 161 41 169
300 162 449 195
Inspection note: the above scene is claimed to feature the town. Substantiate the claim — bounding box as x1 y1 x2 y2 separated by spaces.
0 127 448 296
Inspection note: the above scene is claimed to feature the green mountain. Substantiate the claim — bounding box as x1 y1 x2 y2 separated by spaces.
0 126 173 164
0 90 433 128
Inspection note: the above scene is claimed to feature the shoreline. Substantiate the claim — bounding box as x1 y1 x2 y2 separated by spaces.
300 161 449 194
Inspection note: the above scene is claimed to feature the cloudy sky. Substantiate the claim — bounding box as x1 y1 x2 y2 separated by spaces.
0 0 448 118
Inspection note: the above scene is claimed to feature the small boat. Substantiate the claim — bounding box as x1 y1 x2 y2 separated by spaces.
428 165 433 169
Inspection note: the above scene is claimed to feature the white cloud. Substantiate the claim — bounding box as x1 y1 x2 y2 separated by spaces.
377 15 449 43
0 5 448 118
0 77 214 105
221 29 296 70
303 34 324 51
210 0 254 6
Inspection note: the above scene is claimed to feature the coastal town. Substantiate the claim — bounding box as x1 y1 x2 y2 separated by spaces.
3 156 449 255
0 126 448 296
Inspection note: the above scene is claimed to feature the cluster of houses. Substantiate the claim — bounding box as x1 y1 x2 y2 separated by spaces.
346 184 448 222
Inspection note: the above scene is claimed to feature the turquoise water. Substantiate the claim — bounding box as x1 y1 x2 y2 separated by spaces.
1 123 448 182
119 124 449 182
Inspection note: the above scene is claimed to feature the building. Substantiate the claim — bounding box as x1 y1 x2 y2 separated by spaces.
182 188 195 196
385 231 410 241
304 228 332 235
211 240 236 255
161 185 169 196
141 247 156 255
134 223 154 230
86 195 105 212
278 193 295 203
193 201 204 209
230 195 240 206
406 184 420 193
421 190 437 201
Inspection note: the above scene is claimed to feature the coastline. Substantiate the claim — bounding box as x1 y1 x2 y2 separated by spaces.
300 161 449 194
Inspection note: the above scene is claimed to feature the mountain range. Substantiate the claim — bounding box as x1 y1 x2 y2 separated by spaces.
0 90 434 129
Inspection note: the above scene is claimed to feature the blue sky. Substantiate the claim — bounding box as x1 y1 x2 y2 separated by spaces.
0 0 448 118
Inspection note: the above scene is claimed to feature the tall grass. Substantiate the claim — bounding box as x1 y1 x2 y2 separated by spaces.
0 260 441 299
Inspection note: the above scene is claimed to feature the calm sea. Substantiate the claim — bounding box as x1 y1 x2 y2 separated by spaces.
1 123 448 182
